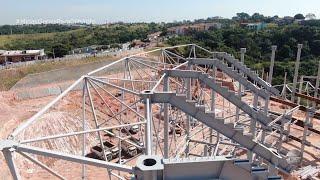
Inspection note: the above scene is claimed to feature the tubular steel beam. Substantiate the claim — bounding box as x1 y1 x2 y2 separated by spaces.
20 121 146 144
295 92 320 104
10 76 85 138
270 96 320 119
15 144 133 173
144 97 153 155
3 149 21 180
163 75 169 158
18 151 66 180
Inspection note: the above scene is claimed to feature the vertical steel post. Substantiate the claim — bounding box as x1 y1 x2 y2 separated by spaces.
144 98 153 155
185 61 192 157
236 48 246 123
291 44 303 102
300 110 311 164
3 149 21 180
282 72 287 99
82 81 87 180
248 94 258 162
308 61 320 128
250 95 258 137
314 61 320 100
209 61 217 156
268 46 277 84
297 76 304 104
163 75 169 158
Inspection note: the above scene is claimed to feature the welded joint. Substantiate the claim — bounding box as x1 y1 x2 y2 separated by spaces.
140 90 154 103
0 140 18 151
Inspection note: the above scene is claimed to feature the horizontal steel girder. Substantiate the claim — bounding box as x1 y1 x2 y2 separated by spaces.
0 140 133 173
187 58 269 99
217 53 280 96
161 69 272 127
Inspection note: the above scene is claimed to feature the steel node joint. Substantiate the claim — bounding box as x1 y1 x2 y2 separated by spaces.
0 140 18 151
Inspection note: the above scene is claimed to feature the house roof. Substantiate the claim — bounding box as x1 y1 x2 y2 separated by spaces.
0 49 45 56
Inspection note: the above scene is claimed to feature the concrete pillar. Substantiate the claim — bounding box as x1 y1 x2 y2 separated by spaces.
291 44 303 102
268 45 277 84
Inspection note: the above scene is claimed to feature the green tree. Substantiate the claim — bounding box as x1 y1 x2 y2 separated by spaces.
251 13 265 22
52 44 70 58
233 12 251 22
294 14 305 20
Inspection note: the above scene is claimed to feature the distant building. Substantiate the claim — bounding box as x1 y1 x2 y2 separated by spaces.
167 23 222 35
71 45 109 55
240 22 267 30
0 49 45 64
0 50 5 55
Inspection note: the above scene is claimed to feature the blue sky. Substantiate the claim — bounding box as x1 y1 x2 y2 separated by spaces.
1 0 319 25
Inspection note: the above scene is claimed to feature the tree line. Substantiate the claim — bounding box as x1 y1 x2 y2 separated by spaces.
0 23 162 57
167 22 320 85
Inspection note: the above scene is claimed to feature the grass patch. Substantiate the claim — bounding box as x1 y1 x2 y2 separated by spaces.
0 29 84 49
0 56 116 91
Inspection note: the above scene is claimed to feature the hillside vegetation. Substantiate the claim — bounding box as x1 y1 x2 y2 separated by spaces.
167 24 320 85
0 56 116 91
0 23 162 57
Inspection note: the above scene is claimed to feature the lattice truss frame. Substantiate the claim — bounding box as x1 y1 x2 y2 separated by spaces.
1 44 312 179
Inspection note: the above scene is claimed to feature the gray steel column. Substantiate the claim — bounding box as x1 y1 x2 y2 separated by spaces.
209 64 217 156
300 110 312 164
144 98 153 155
82 81 87 180
277 117 284 151
297 76 304 104
185 62 192 156
291 44 303 102
314 61 320 100
310 61 320 127
236 48 246 123
282 72 287 99
268 45 277 84
163 75 169 158
248 94 258 162
250 95 258 137
3 148 21 180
